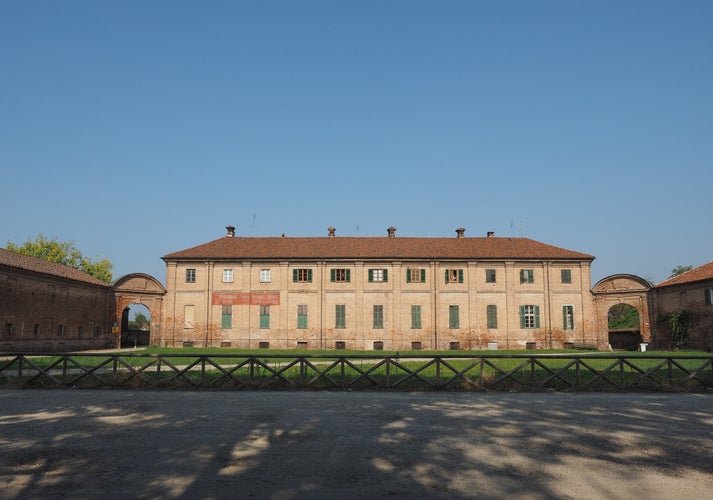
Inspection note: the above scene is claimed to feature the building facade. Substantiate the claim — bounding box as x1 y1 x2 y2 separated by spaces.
651 261 713 350
159 226 598 350
0 248 116 352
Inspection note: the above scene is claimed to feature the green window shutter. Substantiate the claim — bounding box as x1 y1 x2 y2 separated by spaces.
411 305 421 329
293 269 298 282
346 269 350 282
421 269 426 282
383 269 388 282
520 270 525 283
519 306 526 328
487 305 497 329
330 269 336 282
307 269 313 282
406 269 411 283
449 305 459 329
563 307 568 330
458 269 464 283
445 269 449 284
368 269 373 282
535 305 541 328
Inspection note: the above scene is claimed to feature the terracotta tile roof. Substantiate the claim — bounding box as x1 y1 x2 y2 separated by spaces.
162 236 595 262
655 261 713 288
0 248 109 287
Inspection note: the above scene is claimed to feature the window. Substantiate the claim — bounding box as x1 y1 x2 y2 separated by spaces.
330 269 351 283
486 269 497 283
706 288 713 305
563 305 574 330
449 305 460 329
335 305 346 329
259 305 270 329
221 305 232 329
222 269 233 283
407 268 426 283
4 323 12 337
561 269 572 284
33 324 40 337
368 269 388 282
411 305 422 329
293 268 313 283
445 269 464 283
184 305 195 328
260 269 271 283
520 269 534 284
186 268 196 283
373 305 384 329
487 305 498 329
519 305 540 329
58 324 64 337
78 326 83 338
373 341 384 350
297 305 308 329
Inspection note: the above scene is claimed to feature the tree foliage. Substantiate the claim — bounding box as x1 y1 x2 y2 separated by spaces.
669 265 693 278
608 304 639 330
129 312 149 330
6 234 113 283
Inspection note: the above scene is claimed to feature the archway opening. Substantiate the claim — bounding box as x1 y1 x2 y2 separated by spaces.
121 303 151 348
607 303 642 350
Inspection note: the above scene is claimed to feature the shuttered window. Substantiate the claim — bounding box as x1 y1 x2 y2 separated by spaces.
297 305 308 329
330 269 351 282
221 305 232 329
445 269 464 283
487 305 497 329
335 305 346 329
373 305 384 329
519 305 540 328
449 305 460 329
259 305 270 329
368 269 388 282
563 305 574 330
293 268 313 282
411 305 422 329
407 268 426 283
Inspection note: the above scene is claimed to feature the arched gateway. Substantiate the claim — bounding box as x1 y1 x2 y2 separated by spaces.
592 274 652 350
112 274 166 347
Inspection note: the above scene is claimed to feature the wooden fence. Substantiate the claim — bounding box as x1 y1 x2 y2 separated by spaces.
1 353 712 391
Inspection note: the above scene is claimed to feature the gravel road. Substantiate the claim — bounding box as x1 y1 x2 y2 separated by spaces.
1 390 712 499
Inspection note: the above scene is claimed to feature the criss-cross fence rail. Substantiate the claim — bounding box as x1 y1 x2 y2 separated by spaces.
1 353 712 391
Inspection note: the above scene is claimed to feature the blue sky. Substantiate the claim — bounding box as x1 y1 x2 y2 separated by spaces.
1 1 711 286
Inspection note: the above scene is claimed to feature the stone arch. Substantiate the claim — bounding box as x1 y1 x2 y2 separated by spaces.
112 274 166 347
592 274 652 349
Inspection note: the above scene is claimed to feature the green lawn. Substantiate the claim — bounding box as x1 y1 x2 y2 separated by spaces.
2 347 711 391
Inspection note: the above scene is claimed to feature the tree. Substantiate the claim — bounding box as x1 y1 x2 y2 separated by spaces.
6 234 113 283
670 265 693 278
129 312 149 330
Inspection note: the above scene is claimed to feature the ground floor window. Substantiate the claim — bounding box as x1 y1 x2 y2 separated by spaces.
297 305 308 329
563 305 574 330
449 305 459 329
260 305 270 329
411 305 422 329
221 305 232 329
520 305 540 329
373 305 384 329
335 304 346 329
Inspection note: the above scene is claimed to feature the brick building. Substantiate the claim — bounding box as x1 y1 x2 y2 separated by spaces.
159 226 597 350
0 248 116 352
651 261 713 350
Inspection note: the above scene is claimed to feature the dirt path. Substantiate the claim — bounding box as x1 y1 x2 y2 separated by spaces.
1 390 712 499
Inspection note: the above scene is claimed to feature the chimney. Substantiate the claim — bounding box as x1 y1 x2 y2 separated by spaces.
226 225 236 237
328 226 336 237
455 227 466 238
387 226 397 238
487 231 495 238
